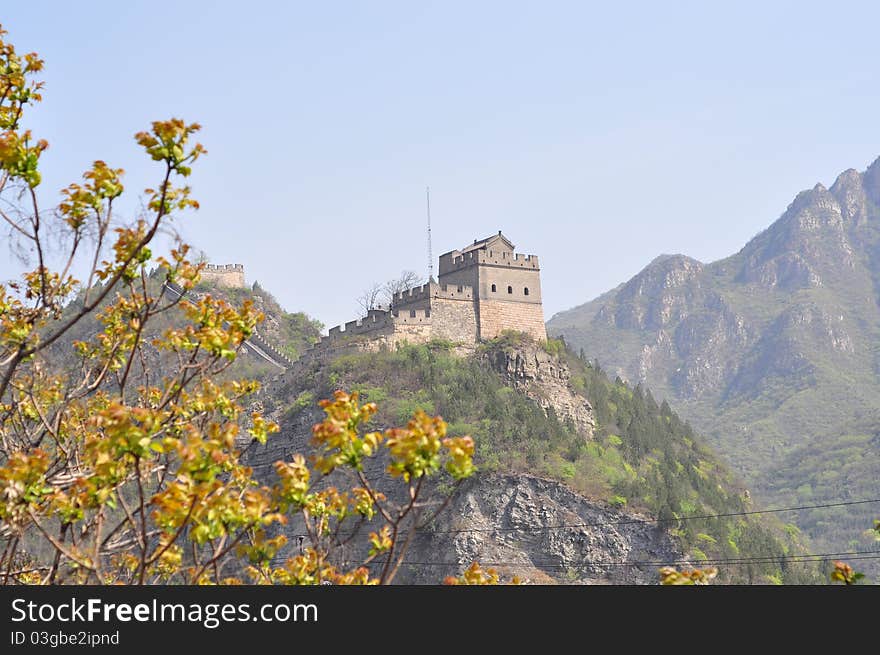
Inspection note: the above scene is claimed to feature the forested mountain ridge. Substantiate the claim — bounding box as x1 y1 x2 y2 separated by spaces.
548 157 880 571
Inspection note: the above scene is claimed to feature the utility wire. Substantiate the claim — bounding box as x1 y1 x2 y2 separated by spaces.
363 549 880 569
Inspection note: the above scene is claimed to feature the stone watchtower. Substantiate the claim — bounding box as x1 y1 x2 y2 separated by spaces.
437 232 546 342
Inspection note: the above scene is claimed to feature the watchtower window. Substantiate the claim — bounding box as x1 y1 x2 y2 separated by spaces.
410 310 416 317
507 286 513 294
491 284 497 292
524 287 530 296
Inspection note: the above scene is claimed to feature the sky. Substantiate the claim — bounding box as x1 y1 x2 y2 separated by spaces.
2 1 880 331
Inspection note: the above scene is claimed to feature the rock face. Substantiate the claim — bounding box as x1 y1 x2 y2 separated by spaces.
547 155 880 575
605 254 705 331
482 343 595 438
548 156 880 412
400 473 682 584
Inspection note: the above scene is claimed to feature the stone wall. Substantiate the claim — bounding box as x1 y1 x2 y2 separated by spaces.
393 282 473 313
308 308 436 359
326 309 394 339
477 264 543 303
392 295 431 312
200 263 245 289
385 321 433 347
439 248 539 275
478 299 547 342
436 266 479 295
430 297 478 343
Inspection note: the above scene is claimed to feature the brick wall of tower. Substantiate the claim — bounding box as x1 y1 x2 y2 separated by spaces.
475 262 545 342
477 300 547 342
430 297 479 343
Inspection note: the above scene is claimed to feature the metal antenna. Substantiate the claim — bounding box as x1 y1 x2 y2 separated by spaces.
426 186 433 281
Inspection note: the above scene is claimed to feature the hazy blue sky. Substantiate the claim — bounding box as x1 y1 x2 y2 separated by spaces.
3 2 879 330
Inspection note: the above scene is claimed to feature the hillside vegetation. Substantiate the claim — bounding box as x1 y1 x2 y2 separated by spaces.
278 338 820 584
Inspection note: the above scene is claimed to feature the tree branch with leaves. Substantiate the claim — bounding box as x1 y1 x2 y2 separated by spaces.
0 25 479 586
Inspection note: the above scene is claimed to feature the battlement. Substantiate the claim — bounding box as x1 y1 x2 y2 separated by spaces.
327 309 395 338
323 307 435 338
203 263 244 272
199 263 246 288
392 282 474 307
439 249 539 275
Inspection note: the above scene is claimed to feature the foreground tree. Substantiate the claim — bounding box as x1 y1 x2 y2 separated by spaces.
658 566 718 585
0 25 474 585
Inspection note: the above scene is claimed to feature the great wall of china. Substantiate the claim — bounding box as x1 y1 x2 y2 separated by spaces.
179 232 546 374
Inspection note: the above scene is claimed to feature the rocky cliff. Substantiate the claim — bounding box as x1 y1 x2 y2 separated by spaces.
547 155 880 574
399 473 682 584
482 341 595 438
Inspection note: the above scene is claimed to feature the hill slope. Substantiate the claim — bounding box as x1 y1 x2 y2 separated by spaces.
548 157 880 570
244 337 819 584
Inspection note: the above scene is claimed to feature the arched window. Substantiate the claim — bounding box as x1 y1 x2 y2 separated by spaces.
524 287 530 296
507 286 513 294
491 284 497 292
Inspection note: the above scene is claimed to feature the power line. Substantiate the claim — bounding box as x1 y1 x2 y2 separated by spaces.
362 549 880 569
420 497 880 535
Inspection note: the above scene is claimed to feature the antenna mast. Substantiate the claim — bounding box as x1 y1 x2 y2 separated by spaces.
426 186 433 281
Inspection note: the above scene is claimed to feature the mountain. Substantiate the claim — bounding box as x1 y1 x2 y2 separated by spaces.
547 157 880 571
241 336 817 584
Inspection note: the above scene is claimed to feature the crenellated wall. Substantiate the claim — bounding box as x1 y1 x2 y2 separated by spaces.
327 309 395 339
439 249 539 276
200 263 246 289
392 282 474 310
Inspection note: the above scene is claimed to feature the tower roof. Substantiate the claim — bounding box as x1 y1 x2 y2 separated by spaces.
459 231 515 254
